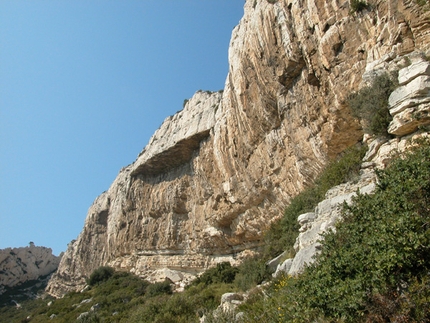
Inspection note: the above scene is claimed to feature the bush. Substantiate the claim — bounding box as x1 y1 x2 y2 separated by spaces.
87 266 114 286
347 72 398 136
234 257 271 291
239 139 430 322
146 279 173 298
191 262 239 286
415 0 429 6
263 144 366 259
350 0 368 12
290 139 430 321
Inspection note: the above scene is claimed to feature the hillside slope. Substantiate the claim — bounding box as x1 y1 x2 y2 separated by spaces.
47 0 430 297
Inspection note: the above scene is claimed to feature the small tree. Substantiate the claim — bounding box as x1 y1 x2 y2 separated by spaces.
347 72 397 136
87 266 114 286
350 0 368 12
146 279 172 297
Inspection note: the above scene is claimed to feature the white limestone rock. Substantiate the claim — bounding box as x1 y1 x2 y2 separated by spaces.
389 75 430 115
388 103 430 136
273 258 293 277
0 245 61 291
288 177 377 276
266 250 288 272
130 91 221 177
398 60 430 85
388 60 430 136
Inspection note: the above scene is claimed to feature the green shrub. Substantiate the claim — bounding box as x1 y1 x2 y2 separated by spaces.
290 139 430 321
263 144 366 259
87 266 114 286
146 279 173 298
191 262 239 286
238 139 430 322
234 257 271 291
350 0 368 12
347 72 398 136
416 0 429 6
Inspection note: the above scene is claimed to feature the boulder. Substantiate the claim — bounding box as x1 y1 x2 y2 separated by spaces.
398 60 430 85
389 75 430 115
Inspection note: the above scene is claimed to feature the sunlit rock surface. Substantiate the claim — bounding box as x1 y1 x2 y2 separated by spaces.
48 0 430 297
0 244 60 294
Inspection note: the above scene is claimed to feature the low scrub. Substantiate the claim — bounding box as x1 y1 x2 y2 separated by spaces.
350 0 368 12
241 139 430 322
87 266 114 286
347 72 398 136
264 144 366 259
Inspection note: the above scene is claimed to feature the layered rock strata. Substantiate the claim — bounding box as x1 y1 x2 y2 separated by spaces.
274 55 430 276
48 0 430 297
0 244 60 295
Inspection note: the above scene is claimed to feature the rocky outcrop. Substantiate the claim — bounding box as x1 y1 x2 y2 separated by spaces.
0 244 60 295
47 0 430 297
275 52 430 277
274 131 429 277
388 56 430 135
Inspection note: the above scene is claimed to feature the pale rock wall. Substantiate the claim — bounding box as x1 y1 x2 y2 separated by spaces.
274 131 429 277
274 55 430 276
0 244 60 294
48 0 430 297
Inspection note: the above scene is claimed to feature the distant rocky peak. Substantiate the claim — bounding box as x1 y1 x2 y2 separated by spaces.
0 244 61 296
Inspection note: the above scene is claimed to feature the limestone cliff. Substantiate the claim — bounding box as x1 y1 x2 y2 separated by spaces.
0 244 60 295
47 0 430 297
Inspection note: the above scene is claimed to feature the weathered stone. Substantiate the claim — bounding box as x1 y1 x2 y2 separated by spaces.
47 0 430 297
77 312 89 320
389 75 430 114
221 293 244 304
297 212 316 227
363 137 389 161
80 298 92 304
0 245 60 292
389 102 430 136
388 60 430 136
289 243 319 275
398 60 430 85
273 258 293 277
131 91 221 177
290 174 377 275
266 250 288 272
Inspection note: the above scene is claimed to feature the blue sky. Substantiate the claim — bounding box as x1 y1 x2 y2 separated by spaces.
0 1 244 255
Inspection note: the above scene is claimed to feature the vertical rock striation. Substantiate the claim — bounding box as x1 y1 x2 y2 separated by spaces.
47 0 430 297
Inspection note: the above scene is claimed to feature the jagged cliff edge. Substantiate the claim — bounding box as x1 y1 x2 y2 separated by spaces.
47 0 430 297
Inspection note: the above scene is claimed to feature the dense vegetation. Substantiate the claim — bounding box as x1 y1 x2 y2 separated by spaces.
263 144 367 259
241 139 430 322
0 269 229 323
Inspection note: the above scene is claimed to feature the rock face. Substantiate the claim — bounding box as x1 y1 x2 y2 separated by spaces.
0 244 60 295
388 56 430 135
47 0 430 297
274 55 430 277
